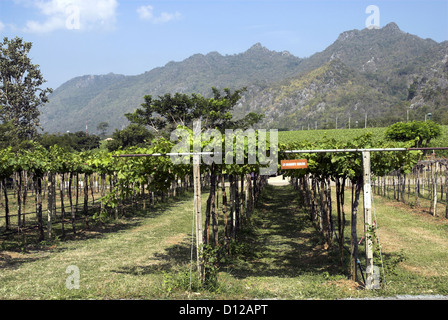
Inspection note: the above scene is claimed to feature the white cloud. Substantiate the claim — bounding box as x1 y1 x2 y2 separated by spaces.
0 21 5 33
137 4 154 20
137 4 181 24
21 0 119 33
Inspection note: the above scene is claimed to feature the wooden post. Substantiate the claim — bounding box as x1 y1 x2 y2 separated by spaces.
350 177 362 282
445 163 448 219
362 151 377 289
415 166 420 207
432 161 438 216
193 154 204 280
47 173 53 239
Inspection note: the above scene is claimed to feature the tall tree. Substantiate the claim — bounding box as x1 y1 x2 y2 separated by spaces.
125 87 263 135
0 37 52 143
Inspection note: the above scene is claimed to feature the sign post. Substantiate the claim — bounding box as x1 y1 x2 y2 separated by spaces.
281 159 308 169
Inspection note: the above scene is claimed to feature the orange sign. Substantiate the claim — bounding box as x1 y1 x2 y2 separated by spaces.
281 159 308 169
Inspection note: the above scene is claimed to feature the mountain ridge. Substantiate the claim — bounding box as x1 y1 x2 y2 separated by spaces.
40 22 448 134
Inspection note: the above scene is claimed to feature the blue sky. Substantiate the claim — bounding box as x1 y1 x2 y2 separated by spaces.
1 0 447 90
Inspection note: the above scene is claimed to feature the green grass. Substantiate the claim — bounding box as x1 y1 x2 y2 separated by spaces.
1 182 448 299
368 195 448 282
0 192 196 299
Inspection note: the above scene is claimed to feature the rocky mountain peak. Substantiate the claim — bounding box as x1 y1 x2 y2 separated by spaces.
246 42 270 53
382 22 402 33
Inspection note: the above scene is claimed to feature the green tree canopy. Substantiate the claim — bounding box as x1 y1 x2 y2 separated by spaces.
0 121 14 149
106 124 154 152
125 87 264 135
384 120 441 148
0 37 52 143
38 131 100 152
96 121 110 137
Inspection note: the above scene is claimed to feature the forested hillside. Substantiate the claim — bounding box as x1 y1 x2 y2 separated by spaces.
40 23 448 134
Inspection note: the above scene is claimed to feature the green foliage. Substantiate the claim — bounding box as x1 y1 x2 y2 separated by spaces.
106 124 153 152
38 131 101 152
0 121 14 149
385 120 442 147
0 37 52 142
125 87 263 136
0 147 15 179
96 122 109 136
162 269 202 295
280 129 422 183
201 244 223 291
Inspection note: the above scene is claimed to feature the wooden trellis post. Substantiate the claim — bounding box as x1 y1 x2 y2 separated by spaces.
362 151 376 289
193 153 204 279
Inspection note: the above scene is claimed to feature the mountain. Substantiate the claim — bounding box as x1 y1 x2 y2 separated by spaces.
236 59 398 129
40 43 303 134
296 22 442 75
237 22 448 129
40 23 448 134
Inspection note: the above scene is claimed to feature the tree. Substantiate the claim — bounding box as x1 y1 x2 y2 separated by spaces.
0 121 14 149
71 131 101 151
125 87 264 135
38 132 72 151
106 124 153 151
407 80 418 100
385 120 441 148
38 131 101 151
0 37 52 143
96 122 110 137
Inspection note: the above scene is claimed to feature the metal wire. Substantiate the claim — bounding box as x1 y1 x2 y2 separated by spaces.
190 197 195 291
371 191 386 287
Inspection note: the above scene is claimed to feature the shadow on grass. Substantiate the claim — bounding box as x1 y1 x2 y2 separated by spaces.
0 191 195 270
223 184 340 279
113 239 193 276
117 184 343 281
105 184 353 296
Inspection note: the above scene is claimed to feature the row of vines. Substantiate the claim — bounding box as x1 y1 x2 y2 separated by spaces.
0 137 271 286
2 129 445 285
279 133 424 283
372 158 448 218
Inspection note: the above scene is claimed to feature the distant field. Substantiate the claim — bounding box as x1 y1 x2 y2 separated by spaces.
278 125 448 149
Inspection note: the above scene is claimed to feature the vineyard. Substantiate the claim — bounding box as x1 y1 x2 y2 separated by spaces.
1 124 448 299
279 125 448 150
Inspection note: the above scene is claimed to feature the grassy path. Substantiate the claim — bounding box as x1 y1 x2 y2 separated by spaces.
364 193 448 289
216 183 372 299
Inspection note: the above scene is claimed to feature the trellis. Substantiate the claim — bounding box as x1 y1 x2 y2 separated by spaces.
118 147 448 289
373 158 448 217
281 147 448 289
3 145 447 290
116 151 268 285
